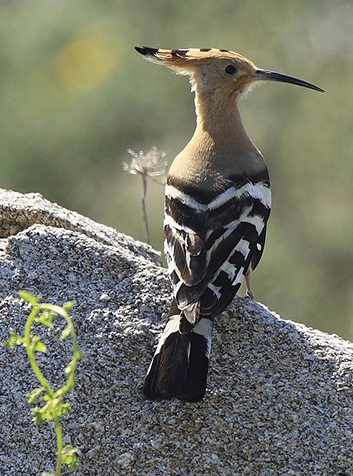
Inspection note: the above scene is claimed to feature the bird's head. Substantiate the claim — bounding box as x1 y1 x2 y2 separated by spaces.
135 46 324 100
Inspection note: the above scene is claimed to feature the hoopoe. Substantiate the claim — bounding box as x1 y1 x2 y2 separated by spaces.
135 46 324 402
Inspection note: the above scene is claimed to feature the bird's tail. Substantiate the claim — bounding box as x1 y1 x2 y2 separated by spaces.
143 307 213 403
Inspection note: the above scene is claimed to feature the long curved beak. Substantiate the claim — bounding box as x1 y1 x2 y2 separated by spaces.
253 69 324 93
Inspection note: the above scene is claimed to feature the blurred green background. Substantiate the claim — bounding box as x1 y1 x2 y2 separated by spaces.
1 0 353 340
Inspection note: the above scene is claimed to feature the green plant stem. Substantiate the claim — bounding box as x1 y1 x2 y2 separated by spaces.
55 415 63 476
24 306 54 398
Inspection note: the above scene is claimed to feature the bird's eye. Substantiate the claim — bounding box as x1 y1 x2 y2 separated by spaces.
224 64 237 75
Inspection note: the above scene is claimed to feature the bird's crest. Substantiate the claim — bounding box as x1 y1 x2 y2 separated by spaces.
134 46 256 73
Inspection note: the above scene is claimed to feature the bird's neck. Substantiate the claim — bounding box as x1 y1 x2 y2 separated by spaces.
193 88 255 152
168 87 265 185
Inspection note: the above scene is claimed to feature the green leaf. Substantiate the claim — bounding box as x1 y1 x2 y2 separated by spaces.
27 387 44 404
67 460 78 472
19 291 41 304
32 407 47 424
2 331 23 348
32 399 60 423
63 301 74 313
62 444 78 472
57 402 71 416
31 336 47 352
61 326 71 340
34 311 54 328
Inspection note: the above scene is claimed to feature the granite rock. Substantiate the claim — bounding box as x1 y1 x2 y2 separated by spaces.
0 189 353 476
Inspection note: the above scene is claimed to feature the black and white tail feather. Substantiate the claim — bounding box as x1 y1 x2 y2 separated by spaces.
143 303 213 402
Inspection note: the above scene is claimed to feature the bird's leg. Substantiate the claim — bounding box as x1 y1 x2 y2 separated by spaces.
244 271 255 300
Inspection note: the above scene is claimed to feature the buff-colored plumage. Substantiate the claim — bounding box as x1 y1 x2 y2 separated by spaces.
135 46 324 402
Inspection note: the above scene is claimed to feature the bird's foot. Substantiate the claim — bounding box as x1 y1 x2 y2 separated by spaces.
244 272 255 300
244 291 255 300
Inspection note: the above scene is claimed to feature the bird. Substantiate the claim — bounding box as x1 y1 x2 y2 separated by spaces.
135 46 324 403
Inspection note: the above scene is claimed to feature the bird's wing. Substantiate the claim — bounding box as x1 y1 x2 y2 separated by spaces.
164 189 208 314
164 178 271 319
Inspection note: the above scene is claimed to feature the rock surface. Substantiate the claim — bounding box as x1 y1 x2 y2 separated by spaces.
0 188 353 476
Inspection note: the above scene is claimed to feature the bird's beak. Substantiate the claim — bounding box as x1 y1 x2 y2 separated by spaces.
252 69 324 93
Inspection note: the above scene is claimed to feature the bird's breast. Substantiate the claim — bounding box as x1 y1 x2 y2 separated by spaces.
168 143 269 204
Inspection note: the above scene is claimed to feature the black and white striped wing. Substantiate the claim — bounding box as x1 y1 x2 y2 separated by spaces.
164 177 271 319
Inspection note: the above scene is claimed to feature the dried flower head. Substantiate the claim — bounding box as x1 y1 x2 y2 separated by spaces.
123 146 168 245
123 147 167 184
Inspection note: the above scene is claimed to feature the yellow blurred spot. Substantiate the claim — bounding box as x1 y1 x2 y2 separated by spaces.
54 35 115 93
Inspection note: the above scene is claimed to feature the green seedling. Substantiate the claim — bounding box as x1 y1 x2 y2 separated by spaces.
3 291 84 476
